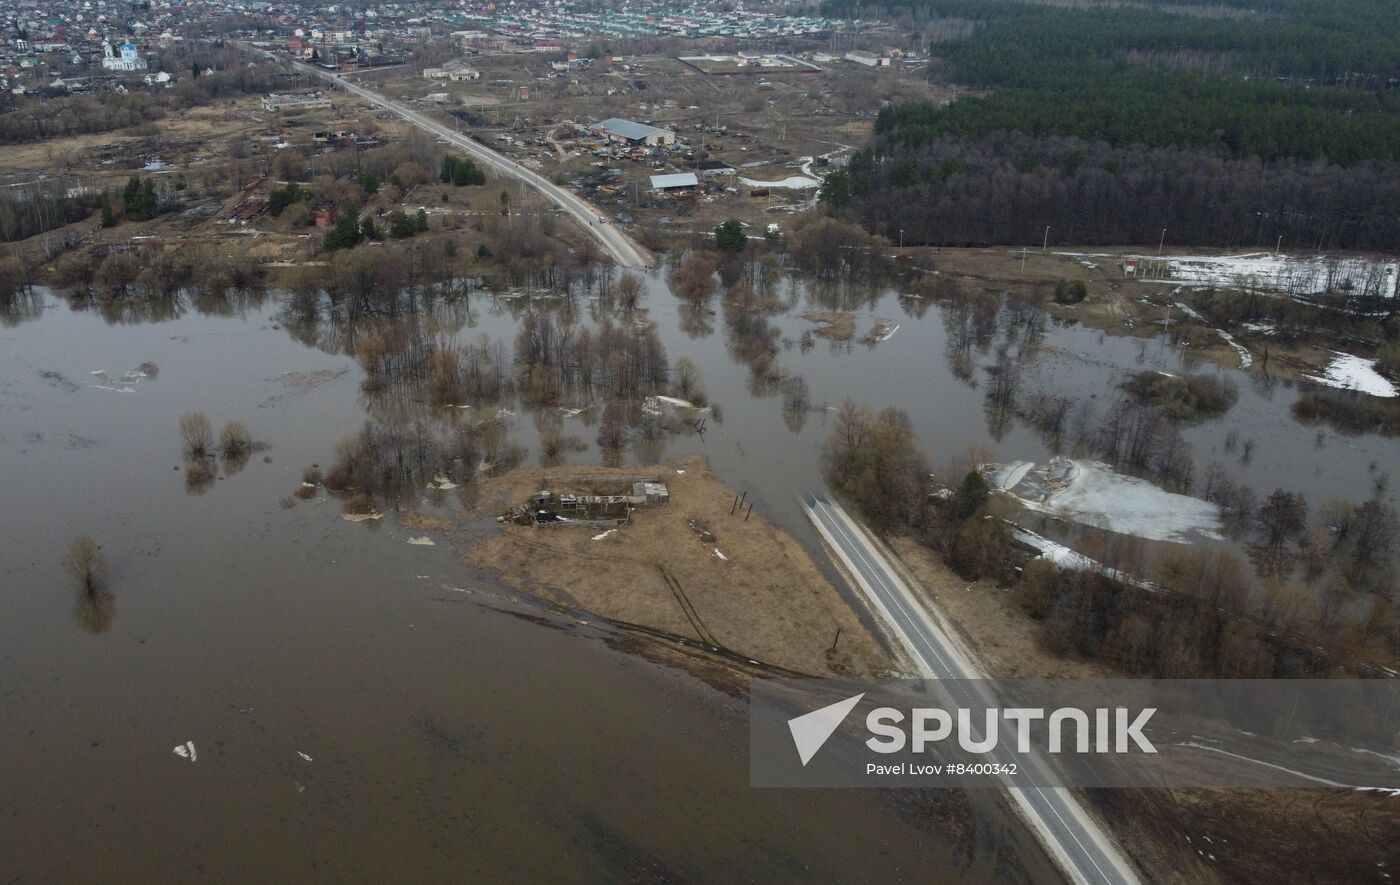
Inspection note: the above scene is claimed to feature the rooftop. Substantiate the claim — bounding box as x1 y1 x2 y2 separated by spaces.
589 117 674 141
650 172 699 189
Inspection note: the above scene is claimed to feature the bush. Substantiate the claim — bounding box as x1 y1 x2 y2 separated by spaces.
1053 280 1088 304
219 421 252 457
178 412 213 458
62 535 107 594
1122 371 1238 420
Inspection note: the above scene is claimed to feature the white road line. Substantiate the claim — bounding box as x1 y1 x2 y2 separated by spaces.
803 495 1132 885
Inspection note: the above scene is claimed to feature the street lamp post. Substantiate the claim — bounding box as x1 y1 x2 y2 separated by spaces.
1158 228 1167 256
899 228 904 250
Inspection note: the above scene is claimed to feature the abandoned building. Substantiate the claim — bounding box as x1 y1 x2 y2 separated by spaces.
507 479 670 527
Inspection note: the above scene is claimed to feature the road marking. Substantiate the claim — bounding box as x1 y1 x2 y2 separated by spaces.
803 495 1126 885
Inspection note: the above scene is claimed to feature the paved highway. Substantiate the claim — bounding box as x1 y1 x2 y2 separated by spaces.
802 493 1140 885
250 47 652 269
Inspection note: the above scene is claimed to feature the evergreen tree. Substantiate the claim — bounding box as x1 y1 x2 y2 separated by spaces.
714 219 747 252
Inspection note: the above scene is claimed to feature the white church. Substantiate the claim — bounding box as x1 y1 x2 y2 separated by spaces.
102 40 147 73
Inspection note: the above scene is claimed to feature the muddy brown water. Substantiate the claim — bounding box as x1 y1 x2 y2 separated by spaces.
2 266 1394 880
0 290 1060 882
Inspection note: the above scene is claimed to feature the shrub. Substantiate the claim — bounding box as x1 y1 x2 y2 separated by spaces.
1122 371 1237 420
62 535 107 594
178 412 214 458
1053 280 1088 304
219 421 252 457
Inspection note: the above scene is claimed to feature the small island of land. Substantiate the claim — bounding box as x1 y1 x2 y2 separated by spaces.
463 454 888 678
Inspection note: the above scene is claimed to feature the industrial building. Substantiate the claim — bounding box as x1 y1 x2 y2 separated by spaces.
650 173 699 192
262 91 333 113
422 60 480 81
587 118 677 147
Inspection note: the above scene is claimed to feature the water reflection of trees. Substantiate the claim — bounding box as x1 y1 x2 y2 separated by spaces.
0 287 43 327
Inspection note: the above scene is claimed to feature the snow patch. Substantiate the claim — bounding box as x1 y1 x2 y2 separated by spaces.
1304 351 1398 398
997 459 1223 543
739 175 820 190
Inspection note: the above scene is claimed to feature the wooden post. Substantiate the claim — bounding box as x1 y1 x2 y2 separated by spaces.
745 502 753 521
829 628 841 653
730 494 739 515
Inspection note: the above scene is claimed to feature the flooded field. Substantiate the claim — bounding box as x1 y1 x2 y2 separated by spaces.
2 260 1396 879
0 289 1056 880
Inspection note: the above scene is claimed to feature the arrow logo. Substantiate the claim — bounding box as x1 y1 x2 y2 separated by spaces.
788 693 864 766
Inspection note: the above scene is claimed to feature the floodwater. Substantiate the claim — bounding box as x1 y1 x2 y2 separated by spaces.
2 261 1395 880
0 290 1055 881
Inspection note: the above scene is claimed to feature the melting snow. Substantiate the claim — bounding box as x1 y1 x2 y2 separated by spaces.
406 536 435 546
997 459 1223 543
1116 252 1400 299
1304 351 1398 398
739 175 820 190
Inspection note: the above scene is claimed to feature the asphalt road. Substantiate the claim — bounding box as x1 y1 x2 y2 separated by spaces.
802 493 1140 885
267 52 652 269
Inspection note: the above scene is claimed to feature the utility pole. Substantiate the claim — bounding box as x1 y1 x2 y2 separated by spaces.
1276 235 1283 254
1043 225 1049 251
1158 228 1167 256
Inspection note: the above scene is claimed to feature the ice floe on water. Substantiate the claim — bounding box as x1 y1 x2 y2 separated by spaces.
991 458 1223 543
1304 351 1398 398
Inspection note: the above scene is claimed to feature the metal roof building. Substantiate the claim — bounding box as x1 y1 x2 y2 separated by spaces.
588 117 677 146
650 173 699 191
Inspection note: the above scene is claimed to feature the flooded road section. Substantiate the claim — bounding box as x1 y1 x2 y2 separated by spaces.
0 295 1058 881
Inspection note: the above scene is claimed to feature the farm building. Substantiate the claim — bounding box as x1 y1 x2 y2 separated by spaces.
587 118 677 146
650 173 699 193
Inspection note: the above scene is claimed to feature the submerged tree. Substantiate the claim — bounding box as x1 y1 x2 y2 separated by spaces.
219 420 252 458
178 411 214 459
62 536 107 595
63 535 114 634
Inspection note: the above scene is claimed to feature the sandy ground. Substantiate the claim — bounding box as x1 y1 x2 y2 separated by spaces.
463 454 890 677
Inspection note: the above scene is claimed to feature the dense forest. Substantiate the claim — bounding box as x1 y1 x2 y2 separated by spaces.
830 132 1400 249
822 0 1400 247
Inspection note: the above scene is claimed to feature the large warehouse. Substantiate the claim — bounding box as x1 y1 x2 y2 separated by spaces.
587 118 677 146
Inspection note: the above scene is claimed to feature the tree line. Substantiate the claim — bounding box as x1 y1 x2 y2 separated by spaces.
830 131 1400 250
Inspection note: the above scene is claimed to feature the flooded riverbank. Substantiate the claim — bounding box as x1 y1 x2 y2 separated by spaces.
0 289 1060 881
4 254 1396 878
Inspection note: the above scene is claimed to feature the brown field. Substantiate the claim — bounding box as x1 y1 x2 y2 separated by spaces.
463 453 891 677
